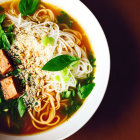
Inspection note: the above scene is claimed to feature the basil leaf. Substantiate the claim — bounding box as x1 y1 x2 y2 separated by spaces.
6 25 15 44
18 97 26 118
2 33 10 51
0 14 5 24
19 0 40 16
77 83 95 99
42 55 80 71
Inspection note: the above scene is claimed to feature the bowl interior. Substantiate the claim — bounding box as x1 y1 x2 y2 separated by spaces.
0 0 110 140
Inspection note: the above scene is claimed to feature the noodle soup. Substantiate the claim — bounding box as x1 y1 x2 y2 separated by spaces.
0 0 95 135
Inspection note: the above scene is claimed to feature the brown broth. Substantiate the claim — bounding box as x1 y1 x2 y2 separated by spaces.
0 0 94 136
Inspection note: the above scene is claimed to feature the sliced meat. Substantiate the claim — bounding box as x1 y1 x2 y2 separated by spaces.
0 76 20 100
0 49 13 75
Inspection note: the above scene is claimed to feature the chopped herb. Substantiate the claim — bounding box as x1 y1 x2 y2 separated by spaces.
19 0 40 16
41 36 55 46
61 89 76 99
69 20 73 27
7 24 14 44
16 58 21 64
42 55 80 71
57 11 73 27
27 73 32 81
62 91 71 99
8 24 14 32
88 51 96 67
18 97 26 118
81 73 95 85
9 69 22 76
64 102 82 116
2 33 11 51
71 89 76 97
0 23 14 50
77 83 95 99
21 80 25 84
0 14 5 24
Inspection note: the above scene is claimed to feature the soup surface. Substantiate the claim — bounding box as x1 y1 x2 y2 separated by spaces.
0 0 95 135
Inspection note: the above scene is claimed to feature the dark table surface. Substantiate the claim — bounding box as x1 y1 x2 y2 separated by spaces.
67 0 140 140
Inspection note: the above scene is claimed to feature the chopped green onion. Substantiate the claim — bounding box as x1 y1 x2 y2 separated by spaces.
61 91 72 99
65 91 71 98
61 68 71 83
55 75 60 82
41 36 55 46
21 80 25 84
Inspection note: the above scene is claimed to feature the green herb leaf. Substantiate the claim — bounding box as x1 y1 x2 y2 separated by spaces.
57 11 73 27
61 89 76 99
62 91 71 99
41 36 55 46
9 69 22 76
77 83 95 99
21 80 25 84
42 55 80 71
19 0 40 16
8 24 14 32
27 73 32 81
88 51 96 67
16 58 21 64
7 24 15 44
0 14 5 24
18 97 26 118
2 33 11 51
81 73 95 85
65 102 81 116
69 20 73 27
71 89 76 97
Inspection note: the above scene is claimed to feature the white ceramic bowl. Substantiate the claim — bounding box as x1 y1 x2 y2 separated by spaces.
0 0 110 140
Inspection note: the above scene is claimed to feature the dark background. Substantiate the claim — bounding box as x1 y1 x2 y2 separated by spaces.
67 0 140 140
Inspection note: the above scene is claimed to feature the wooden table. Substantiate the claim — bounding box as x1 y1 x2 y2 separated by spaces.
67 0 140 140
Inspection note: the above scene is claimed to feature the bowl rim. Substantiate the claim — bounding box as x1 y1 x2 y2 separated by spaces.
0 0 110 140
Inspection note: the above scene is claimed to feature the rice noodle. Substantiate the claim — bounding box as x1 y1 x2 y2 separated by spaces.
5 1 93 130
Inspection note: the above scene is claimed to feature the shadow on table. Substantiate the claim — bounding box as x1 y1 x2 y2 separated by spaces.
67 0 140 139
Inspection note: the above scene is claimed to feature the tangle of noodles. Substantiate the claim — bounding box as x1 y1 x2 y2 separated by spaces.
1 1 94 131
